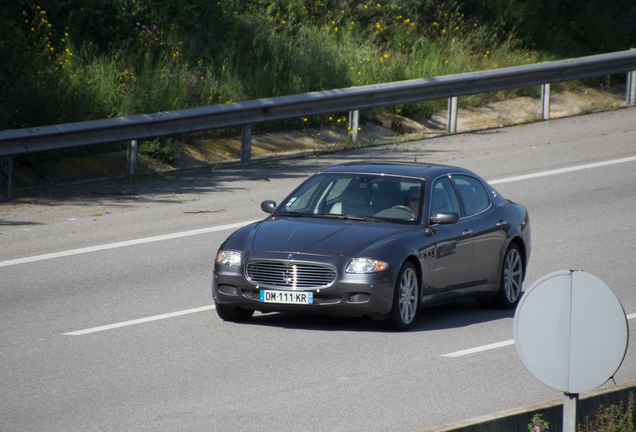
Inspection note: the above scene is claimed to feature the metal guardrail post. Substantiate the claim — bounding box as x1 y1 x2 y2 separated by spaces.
627 48 636 106
348 110 359 141
127 140 138 180
447 97 458 133
627 70 636 106
1 156 13 200
241 125 252 165
0 157 4 198
541 83 551 120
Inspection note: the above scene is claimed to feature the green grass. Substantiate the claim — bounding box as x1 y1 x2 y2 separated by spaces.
1 0 634 141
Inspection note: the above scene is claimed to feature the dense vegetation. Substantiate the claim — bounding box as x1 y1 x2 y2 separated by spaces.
1 0 635 134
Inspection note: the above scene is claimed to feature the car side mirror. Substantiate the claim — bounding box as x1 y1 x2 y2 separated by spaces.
261 200 277 213
430 212 460 225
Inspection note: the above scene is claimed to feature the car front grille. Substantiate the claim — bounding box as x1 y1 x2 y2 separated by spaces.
245 261 337 289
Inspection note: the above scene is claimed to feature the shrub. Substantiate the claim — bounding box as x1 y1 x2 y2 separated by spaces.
139 138 177 164
580 393 635 432
529 413 550 432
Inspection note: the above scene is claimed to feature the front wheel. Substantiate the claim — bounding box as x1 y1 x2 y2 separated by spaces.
493 244 523 309
381 262 419 331
215 302 254 322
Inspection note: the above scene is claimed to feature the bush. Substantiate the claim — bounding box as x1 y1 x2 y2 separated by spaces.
529 413 550 432
139 138 177 164
580 393 635 432
1 0 634 134
526 394 636 432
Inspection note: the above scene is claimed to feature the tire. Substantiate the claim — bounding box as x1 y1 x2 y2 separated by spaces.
492 243 523 309
215 302 254 322
381 262 419 331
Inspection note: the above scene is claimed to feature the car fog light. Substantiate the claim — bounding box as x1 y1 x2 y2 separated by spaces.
349 293 371 303
218 285 238 296
216 250 242 267
346 258 388 274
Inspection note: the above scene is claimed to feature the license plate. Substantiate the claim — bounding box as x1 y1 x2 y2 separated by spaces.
260 290 313 305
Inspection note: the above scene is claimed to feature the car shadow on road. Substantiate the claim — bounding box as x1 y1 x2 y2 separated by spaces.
415 299 517 331
0 219 43 226
244 297 519 333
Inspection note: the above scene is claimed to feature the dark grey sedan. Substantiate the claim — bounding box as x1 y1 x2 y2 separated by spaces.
212 162 531 331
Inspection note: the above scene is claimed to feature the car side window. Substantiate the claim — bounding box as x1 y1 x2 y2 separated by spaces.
430 177 460 217
453 175 490 216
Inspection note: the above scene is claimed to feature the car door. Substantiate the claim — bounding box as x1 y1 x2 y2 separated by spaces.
427 176 474 295
452 175 507 294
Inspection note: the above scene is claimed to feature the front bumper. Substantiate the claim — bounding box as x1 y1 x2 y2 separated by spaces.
212 253 395 319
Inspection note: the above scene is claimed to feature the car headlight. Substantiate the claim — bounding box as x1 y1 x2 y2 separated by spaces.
216 250 242 267
346 258 388 274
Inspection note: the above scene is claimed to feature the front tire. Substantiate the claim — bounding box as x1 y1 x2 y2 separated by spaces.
381 263 419 331
215 302 254 322
493 243 523 309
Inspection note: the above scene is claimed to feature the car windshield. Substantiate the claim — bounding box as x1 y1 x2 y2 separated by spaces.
276 173 425 223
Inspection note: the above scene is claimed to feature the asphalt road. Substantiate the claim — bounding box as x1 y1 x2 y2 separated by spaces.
1 108 636 432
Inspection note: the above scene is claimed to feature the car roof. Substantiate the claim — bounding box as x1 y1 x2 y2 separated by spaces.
319 162 476 181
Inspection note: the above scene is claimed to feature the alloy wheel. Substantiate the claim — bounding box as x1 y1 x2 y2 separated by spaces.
399 268 418 324
503 248 523 303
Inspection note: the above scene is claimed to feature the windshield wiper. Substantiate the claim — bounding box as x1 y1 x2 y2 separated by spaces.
314 214 387 223
277 211 307 217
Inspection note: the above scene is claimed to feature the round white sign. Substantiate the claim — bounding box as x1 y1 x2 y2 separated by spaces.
513 270 628 394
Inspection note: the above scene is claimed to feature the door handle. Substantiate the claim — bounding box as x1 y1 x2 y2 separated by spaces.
462 229 473 236
496 219 508 227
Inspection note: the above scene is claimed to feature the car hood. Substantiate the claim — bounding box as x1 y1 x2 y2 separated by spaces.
251 217 406 256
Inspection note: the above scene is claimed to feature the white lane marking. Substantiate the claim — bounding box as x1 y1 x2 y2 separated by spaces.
442 313 636 357
0 220 258 268
488 155 636 185
442 340 515 358
63 305 216 336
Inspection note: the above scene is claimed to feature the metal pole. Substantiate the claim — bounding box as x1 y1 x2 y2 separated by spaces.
3 156 13 200
241 125 252 165
627 69 636 106
447 97 458 133
563 393 578 432
127 140 138 180
0 157 4 198
627 49 636 106
541 83 551 120
349 110 359 141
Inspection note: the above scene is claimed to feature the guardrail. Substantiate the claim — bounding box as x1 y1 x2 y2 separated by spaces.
1 49 635 199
